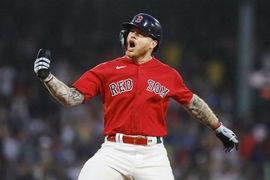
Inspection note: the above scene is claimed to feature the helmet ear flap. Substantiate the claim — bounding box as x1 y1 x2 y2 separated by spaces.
119 30 128 49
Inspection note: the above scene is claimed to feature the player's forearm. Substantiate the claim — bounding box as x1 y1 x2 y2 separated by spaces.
183 94 219 129
43 75 84 107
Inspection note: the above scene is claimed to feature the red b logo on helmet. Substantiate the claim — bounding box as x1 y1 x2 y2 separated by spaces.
135 15 143 23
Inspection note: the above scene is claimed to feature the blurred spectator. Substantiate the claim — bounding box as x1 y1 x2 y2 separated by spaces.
249 49 270 123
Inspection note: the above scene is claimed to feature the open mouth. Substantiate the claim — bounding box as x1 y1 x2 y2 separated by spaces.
128 40 135 50
130 41 135 48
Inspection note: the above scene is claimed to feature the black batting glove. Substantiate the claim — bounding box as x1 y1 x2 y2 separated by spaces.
214 122 239 153
34 49 53 82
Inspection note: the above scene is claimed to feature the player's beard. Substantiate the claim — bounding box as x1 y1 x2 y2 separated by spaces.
125 46 151 62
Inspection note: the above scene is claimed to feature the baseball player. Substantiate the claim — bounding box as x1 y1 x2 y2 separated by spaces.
34 13 239 180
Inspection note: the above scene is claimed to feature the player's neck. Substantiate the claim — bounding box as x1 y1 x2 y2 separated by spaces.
126 55 153 64
137 55 153 64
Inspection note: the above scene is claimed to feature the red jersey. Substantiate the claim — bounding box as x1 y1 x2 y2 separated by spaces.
72 56 193 137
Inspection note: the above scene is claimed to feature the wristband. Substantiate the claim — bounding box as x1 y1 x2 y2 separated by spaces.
43 73 53 83
212 122 221 130
213 123 224 134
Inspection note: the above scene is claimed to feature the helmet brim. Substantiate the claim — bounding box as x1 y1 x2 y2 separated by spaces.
122 22 132 30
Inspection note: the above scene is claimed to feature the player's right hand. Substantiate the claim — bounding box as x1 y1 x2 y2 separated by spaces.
34 49 53 82
214 123 239 153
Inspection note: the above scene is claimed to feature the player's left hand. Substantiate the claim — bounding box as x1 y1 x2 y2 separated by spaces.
214 123 239 153
34 49 53 82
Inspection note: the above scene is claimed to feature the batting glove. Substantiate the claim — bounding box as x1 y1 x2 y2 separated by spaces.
214 122 239 153
34 49 53 82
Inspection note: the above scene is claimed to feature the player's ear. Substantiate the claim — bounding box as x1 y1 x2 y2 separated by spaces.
150 40 158 50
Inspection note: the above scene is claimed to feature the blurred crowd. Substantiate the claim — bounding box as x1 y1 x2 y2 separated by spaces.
1 0 270 180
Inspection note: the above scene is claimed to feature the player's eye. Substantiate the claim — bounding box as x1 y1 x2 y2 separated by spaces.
137 33 145 37
130 30 145 37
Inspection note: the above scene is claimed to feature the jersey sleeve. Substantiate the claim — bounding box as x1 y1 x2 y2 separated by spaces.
72 63 105 102
170 69 193 105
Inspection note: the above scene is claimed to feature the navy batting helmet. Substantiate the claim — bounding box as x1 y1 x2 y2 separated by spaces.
119 13 163 52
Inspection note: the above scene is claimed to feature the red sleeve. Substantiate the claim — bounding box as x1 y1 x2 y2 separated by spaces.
72 64 104 102
170 69 193 105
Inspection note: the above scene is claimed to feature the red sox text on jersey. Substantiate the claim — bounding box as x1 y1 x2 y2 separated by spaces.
109 78 170 98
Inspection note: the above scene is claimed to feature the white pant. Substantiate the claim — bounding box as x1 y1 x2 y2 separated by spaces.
78 138 174 180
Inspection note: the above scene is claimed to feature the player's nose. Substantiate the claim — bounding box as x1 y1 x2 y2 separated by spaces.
129 31 137 38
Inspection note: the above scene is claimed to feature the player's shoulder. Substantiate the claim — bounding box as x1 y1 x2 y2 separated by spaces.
153 57 178 72
100 56 126 66
93 56 125 69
